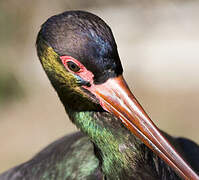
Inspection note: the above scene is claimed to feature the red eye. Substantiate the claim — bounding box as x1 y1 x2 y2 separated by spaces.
67 61 80 72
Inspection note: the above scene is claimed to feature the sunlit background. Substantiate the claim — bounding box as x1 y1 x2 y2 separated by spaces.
0 0 199 173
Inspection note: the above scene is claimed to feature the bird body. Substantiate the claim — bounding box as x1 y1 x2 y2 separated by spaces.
0 10 199 180
0 132 102 180
1 130 199 180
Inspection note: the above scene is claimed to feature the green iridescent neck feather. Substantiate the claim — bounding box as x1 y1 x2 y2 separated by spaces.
68 110 150 179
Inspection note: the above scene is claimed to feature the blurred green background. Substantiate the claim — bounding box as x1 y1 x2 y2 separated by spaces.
0 0 199 173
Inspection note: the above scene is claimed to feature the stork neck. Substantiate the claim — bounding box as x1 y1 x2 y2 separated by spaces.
66 109 163 179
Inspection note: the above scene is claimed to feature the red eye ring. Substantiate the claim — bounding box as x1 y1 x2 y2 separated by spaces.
60 55 94 84
60 56 83 73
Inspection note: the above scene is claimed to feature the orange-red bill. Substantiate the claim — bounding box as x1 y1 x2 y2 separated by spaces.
88 75 199 180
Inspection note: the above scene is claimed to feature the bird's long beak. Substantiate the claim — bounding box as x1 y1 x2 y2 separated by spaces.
88 75 199 180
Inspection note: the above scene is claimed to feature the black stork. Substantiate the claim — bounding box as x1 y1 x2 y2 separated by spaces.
0 10 199 180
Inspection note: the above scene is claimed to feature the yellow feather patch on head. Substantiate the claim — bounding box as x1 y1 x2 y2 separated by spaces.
38 38 79 88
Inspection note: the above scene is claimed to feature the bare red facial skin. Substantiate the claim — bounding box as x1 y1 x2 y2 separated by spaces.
60 55 105 106
60 56 94 83
60 55 111 108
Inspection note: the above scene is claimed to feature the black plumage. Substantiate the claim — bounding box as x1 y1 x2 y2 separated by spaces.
39 11 123 84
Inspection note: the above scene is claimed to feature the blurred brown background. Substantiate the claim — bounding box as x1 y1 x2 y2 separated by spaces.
0 0 199 173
